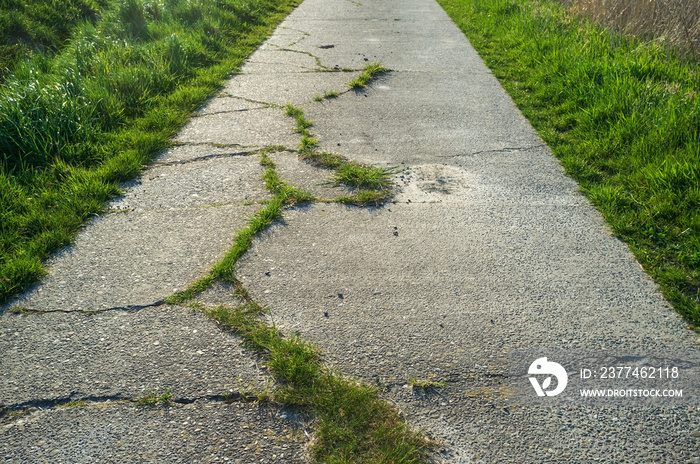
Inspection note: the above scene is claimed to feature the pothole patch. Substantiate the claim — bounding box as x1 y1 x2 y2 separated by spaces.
394 164 472 203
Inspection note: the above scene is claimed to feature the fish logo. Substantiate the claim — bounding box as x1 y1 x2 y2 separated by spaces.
528 357 568 397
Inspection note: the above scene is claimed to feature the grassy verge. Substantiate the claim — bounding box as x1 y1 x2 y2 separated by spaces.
436 0 700 328
0 0 303 304
0 0 110 81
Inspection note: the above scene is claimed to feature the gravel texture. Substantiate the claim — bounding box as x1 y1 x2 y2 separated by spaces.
1 400 309 464
0 305 270 407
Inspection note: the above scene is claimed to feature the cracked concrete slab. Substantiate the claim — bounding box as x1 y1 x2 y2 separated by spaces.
283 22 488 72
303 71 539 166
1 400 308 463
174 107 299 147
109 155 269 212
0 305 270 406
238 203 697 376
236 198 700 461
154 144 257 165
8 0 700 461
240 48 324 73
224 71 358 106
7 205 258 312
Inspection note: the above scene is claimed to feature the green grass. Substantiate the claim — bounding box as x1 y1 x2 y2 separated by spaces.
205 300 429 463
260 151 316 203
0 0 110 81
0 0 303 305
334 163 391 191
348 62 389 89
437 0 700 328
408 375 447 392
136 388 172 407
57 399 89 408
314 90 340 101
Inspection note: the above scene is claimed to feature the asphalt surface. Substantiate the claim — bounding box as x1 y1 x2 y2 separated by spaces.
3 0 700 462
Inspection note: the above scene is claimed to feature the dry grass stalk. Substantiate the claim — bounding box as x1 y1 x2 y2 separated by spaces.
558 0 700 57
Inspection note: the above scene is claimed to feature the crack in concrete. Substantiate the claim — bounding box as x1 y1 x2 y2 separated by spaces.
150 149 259 167
4 301 165 316
278 26 311 47
192 106 271 117
213 93 276 107
173 141 254 149
448 144 547 157
0 392 269 423
269 47 339 71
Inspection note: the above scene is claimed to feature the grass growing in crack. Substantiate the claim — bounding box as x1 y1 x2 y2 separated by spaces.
409 376 447 392
136 388 172 407
299 151 344 169
334 163 391 190
57 400 89 409
348 62 389 89
205 301 430 463
0 0 303 305
166 146 422 460
1 407 32 421
261 153 316 203
210 198 284 283
300 135 320 152
168 150 311 305
283 102 394 206
314 90 340 101
226 377 272 403
437 0 700 328
285 104 314 136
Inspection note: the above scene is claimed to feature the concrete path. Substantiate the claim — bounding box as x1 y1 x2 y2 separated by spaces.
3 0 700 462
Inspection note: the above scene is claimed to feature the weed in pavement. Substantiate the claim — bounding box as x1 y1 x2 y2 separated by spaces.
349 62 389 89
205 301 430 463
283 102 394 206
408 375 447 392
136 388 173 407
